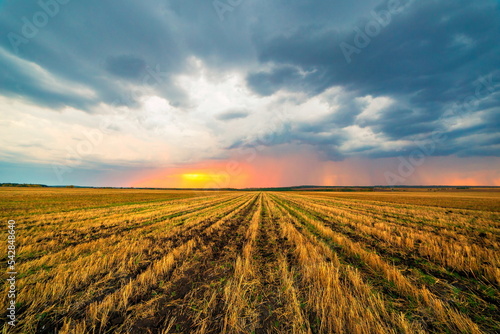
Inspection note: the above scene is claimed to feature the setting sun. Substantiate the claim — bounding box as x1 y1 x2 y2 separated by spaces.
179 171 233 188
182 173 211 181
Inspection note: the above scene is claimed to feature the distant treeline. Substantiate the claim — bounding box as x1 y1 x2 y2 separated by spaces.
0 183 48 187
0 183 484 190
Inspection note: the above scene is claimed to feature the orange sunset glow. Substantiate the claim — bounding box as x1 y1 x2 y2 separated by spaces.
131 152 500 189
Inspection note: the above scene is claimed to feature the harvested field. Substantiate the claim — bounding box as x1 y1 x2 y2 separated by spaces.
1 188 499 333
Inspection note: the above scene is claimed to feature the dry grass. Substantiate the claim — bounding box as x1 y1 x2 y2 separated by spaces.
1 188 498 333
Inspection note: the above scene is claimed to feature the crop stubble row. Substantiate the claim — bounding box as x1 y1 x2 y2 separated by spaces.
1 190 498 333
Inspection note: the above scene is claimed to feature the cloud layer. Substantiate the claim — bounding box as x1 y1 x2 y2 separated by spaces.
0 0 499 186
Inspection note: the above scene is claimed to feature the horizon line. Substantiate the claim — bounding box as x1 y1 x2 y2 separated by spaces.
1 183 499 190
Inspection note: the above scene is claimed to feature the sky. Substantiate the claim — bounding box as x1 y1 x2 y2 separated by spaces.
0 0 499 188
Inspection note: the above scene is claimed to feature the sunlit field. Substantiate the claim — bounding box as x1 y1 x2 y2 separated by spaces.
1 188 499 333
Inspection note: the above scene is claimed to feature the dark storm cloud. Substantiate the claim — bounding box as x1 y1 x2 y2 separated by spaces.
246 66 310 96
0 48 92 109
359 106 439 139
216 109 249 121
243 0 500 158
105 55 147 80
0 0 382 111
250 0 500 101
0 0 191 108
0 0 499 161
